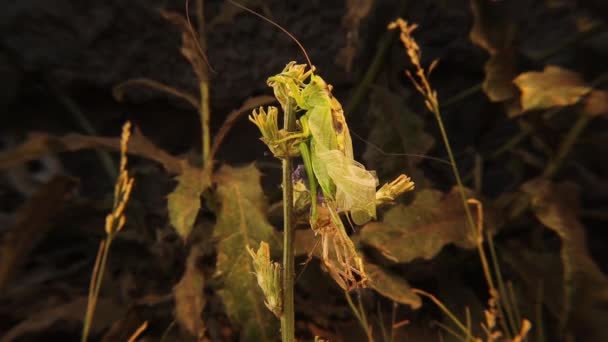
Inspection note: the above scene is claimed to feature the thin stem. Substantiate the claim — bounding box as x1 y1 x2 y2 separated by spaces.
196 0 211 167
542 114 592 178
49 82 117 181
413 289 473 340
82 238 113 342
344 0 410 116
344 291 373 341
200 83 211 166
487 231 517 338
431 104 496 292
281 98 296 342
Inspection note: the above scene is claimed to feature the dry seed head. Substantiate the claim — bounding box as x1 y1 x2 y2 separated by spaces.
105 121 135 235
247 241 283 317
389 18 440 113
375 174 415 205
512 319 532 342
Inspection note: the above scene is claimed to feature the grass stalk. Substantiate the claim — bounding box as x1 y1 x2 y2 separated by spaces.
81 122 134 342
344 290 373 341
542 114 591 178
281 97 296 342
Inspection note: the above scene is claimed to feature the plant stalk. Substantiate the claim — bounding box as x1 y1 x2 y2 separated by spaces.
196 0 211 167
281 98 296 342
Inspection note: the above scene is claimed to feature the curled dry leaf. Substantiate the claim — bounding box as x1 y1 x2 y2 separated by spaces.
336 0 374 71
364 261 421 309
513 65 608 116
1 297 123 342
174 246 206 339
521 178 608 341
0 127 183 175
160 10 210 82
0 176 77 292
361 187 495 264
469 0 518 102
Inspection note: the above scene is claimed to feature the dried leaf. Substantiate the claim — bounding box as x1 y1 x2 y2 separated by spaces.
483 51 518 102
160 11 209 82
174 246 206 339
0 176 77 292
521 179 608 341
0 127 183 175
113 78 199 110
364 261 421 309
360 188 484 263
167 164 210 241
469 0 518 102
1 297 123 342
336 0 375 71
213 164 279 341
513 65 606 116
583 88 608 116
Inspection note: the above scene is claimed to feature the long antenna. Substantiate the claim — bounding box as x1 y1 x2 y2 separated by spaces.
227 0 314 69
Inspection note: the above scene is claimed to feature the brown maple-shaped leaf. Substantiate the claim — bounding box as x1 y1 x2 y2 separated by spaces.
360 187 494 263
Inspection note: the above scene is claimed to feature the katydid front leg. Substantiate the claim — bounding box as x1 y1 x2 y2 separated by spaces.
299 141 317 224
297 115 318 225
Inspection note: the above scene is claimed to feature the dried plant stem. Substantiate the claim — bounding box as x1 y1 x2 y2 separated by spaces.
281 98 296 342
413 289 473 341
82 123 134 342
344 291 373 342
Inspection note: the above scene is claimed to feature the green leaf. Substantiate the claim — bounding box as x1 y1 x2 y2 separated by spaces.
213 164 279 341
360 188 482 263
364 261 421 309
521 179 608 341
167 163 210 241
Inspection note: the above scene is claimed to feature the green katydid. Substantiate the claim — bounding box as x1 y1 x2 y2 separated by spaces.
251 62 415 289
268 62 379 227
261 62 381 288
